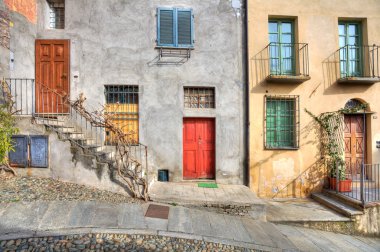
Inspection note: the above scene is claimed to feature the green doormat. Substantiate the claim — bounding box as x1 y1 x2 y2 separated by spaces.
198 182 218 188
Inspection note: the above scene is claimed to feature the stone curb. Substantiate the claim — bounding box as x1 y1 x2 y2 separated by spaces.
0 227 282 252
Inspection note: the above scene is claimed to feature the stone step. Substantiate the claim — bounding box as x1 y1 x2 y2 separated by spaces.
55 126 76 133
96 151 116 161
322 189 364 210
82 145 104 153
66 132 86 139
71 138 96 146
311 193 363 218
35 118 67 126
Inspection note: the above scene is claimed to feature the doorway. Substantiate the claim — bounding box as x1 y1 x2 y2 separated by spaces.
183 118 215 179
35 39 70 114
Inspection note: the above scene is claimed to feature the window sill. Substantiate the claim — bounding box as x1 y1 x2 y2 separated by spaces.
265 147 299 150
266 74 310 84
337 77 380 85
155 46 194 50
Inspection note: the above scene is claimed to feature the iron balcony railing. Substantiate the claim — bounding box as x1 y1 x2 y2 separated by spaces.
327 161 380 205
265 42 309 77
337 44 380 79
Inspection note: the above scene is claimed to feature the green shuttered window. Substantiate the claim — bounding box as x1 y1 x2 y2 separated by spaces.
265 95 299 149
157 8 194 48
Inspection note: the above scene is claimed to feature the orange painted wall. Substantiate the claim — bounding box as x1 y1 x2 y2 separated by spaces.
4 0 36 23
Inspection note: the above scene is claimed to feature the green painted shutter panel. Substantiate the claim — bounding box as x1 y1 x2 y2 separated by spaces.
177 10 192 46
266 98 296 148
159 9 174 45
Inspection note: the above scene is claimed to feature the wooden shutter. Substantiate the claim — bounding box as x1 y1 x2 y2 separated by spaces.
158 8 175 46
177 10 193 47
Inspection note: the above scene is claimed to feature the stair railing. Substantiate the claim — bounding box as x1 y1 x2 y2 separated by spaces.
15 80 149 198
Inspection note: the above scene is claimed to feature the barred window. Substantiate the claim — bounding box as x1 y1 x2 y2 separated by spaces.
104 85 139 145
47 0 65 29
264 95 299 149
184 87 215 108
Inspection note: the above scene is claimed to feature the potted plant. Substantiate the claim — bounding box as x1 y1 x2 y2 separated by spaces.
328 158 352 192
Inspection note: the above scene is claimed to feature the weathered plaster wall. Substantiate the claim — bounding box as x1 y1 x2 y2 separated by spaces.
1 0 246 185
248 0 380 197
355 204 380 236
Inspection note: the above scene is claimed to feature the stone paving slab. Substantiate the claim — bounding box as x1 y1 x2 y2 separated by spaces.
0 201 379 252
150 181 266 206
266 198 351 222
167 206 193 233
117 203 147 229
67 201 97 227
39 201 76 229
0 201 49 234
276 224 380 252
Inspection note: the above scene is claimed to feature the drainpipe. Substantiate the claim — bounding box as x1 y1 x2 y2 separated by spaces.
243 0 250 187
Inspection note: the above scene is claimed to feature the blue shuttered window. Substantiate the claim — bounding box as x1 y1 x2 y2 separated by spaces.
157 8 194 48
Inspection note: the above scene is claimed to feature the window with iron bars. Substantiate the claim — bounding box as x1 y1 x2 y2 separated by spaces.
184 87 215 108
264 95 300 149
104 85 139 145
47 0 65 29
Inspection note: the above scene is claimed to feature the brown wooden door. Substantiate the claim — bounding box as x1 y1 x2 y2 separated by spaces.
35 40 70 114
344 114 365 178
183 118 215 179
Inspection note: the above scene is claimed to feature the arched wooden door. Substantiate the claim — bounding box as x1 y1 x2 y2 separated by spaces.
344 114 366 179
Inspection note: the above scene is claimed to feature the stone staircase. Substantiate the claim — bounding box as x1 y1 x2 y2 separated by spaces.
34 117 116 171
311 190 364 219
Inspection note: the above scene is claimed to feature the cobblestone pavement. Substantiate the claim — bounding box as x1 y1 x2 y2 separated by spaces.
0 176 142 204
0 233 255 252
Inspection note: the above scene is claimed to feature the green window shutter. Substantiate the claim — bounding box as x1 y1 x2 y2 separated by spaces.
158 8 175 46
177 10 193 46
265 97 297 149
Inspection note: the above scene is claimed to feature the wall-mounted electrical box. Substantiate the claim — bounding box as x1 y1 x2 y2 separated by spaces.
376 141 380 149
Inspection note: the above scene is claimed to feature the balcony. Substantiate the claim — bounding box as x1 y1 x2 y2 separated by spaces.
336 44 380 84
257 42 310 84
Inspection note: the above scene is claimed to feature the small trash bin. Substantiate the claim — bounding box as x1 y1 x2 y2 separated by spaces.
158 169 169 182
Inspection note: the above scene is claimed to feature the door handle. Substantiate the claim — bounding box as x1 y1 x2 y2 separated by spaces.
61 73 67 79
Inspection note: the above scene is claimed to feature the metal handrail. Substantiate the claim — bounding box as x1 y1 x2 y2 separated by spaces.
328 161 380 205
260 42 310 77
2 78 148 181
336 44 380 78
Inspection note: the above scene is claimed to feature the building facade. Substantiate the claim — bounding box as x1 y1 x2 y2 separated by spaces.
0 0 247 190
248 0 380 198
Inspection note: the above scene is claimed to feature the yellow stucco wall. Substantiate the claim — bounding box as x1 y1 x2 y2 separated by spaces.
247 0 380 198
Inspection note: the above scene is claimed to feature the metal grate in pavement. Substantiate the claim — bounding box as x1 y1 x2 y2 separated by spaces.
145 204 170 219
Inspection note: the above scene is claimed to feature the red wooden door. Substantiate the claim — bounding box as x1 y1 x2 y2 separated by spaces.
344 114 365 178
35 40 70 114
183 118 215 179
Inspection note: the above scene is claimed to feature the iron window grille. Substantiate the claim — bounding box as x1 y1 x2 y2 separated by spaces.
157 7 194 48
264 95 300 149
104 85 139 145
184 87 215 109
47 0 65 29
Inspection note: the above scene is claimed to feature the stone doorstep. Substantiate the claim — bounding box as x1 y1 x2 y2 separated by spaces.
311 193 363 218
322 189 364 210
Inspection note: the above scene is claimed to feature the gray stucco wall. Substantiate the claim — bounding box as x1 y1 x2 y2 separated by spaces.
1 0 246 185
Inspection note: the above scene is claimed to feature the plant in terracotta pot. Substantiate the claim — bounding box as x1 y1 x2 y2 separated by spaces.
328 158 352 192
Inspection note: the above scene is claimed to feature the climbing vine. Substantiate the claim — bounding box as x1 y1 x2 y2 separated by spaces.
0 80 19 175
305 102 368 180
